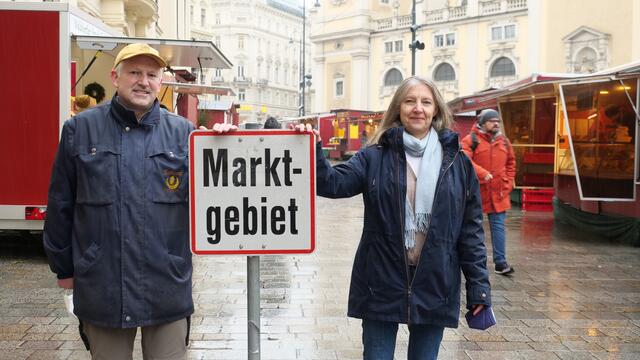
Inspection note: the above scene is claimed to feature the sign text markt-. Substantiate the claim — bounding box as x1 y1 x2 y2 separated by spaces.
202 148 300 244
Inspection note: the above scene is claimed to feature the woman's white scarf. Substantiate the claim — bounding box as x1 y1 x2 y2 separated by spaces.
403 127 442 250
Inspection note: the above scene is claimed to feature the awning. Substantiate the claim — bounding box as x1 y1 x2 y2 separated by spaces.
448 73 579 114
448 90 501 115
163 81 235 96
73 35 233 69
198 100 235 111
590 59 640 77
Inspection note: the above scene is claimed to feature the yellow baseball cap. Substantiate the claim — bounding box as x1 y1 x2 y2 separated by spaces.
113 43 167 68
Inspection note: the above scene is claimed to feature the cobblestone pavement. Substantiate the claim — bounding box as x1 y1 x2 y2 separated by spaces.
1 195 639 359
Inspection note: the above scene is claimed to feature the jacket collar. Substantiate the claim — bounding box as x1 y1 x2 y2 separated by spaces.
109 95 161 128
472 125 502 141
381 126 460 154
381 126 460 172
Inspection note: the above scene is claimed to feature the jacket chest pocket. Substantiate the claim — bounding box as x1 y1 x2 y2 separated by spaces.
148 150 188 203
74 146 119 205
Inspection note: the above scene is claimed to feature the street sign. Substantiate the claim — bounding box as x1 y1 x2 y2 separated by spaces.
189 130 316 255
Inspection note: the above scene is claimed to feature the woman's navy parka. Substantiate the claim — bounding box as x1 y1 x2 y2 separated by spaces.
316 127 491 328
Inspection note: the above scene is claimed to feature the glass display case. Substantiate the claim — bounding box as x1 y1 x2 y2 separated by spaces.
560 78 637 200
501 97 556 188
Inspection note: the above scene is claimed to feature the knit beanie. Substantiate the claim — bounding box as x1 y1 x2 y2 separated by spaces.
477 109 500 126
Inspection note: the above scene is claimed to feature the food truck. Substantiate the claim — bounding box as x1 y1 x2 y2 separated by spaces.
0 2 232 232
450 65 639 244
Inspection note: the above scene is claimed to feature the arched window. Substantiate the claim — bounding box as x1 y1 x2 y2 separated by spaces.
490 57 515 77
433 63 455 81
384 68 402 86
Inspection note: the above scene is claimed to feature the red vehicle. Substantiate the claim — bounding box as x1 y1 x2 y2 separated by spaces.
0 2 231 232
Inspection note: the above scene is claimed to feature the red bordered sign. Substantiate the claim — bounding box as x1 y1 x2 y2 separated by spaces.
189 130 316 255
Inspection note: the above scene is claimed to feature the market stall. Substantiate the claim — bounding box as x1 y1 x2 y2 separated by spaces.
325 110 384 159
453 65 639 244
554 62 639 244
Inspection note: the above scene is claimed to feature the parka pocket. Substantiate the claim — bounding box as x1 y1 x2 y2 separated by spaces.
148 149 188 203
167 252 190 281
74 146 119 205
74 241 101 275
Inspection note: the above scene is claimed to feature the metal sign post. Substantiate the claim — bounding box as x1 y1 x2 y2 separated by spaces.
247 255 260 360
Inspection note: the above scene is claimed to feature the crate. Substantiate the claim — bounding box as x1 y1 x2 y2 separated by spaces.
521 173 554 187
522 189 554 203
521 201 553 212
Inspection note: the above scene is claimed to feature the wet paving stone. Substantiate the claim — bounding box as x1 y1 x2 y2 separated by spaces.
1 196 639 359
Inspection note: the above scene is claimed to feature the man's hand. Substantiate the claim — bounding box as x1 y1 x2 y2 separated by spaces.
57 277 74 289
198 123 238 133
290 123 321 142
483 173 493 181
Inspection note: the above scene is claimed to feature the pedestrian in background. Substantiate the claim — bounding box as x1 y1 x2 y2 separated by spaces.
295 75 491 360
263 116 281 129
43 43 234 360
461 109 516 275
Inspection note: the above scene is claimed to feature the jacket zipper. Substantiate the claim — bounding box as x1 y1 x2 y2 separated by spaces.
408 150 459 306
395 142 411 324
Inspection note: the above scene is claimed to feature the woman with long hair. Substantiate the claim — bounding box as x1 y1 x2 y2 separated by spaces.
297 75 491 359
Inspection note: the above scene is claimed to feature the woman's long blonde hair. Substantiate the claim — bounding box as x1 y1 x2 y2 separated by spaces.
369 76 453 144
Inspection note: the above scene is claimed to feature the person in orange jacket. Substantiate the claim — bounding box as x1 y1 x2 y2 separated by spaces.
461 109 516 275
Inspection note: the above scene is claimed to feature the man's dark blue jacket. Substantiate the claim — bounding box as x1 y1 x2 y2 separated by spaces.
44 97 194 328
317 127 491 327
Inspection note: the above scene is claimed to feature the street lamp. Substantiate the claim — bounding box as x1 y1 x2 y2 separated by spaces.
409 0 425 75
299 0 320 116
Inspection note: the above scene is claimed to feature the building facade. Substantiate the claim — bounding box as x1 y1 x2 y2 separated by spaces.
197 0 314 123
310 0 640 112
10 0 192 39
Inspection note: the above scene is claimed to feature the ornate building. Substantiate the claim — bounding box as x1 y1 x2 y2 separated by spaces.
310 0 640 112
199 0 314 123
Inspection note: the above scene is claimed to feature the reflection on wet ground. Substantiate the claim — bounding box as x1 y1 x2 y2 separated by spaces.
0 196 638 359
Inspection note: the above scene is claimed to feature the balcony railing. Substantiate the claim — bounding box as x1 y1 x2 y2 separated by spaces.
507 0 528 10
421 1 526 24
479 0 527 15
479 0 501 15
397 15 412 27
379 1 527 29
425 5 467 24
233 77 252 84
376 15 413 31
449 5 467 19
425 9 444 23
377 18 392 30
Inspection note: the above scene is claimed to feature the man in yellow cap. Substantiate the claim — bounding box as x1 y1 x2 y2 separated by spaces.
111 43 167 121
43 43 235 359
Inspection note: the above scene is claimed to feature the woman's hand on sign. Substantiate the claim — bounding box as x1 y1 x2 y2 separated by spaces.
199 123 238 133
290 123 321 143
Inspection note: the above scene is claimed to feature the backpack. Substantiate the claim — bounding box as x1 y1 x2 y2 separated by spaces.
468 132 511 155
470 132 480 153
